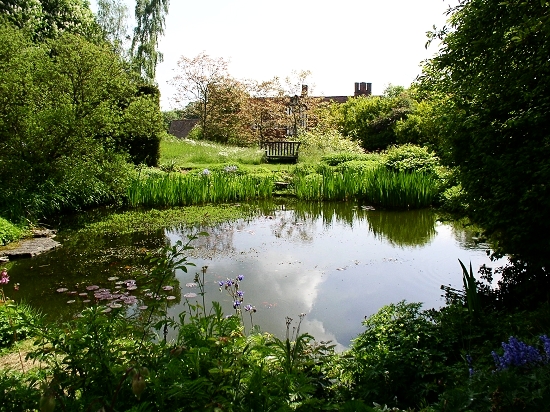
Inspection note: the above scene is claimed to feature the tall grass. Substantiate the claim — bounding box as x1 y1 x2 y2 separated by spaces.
294 166 439 208
127 170 275 207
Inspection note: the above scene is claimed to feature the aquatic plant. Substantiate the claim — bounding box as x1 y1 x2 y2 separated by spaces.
293 166 438 208
127 170 275 207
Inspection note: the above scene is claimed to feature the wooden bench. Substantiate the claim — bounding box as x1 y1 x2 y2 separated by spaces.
261 141 301 163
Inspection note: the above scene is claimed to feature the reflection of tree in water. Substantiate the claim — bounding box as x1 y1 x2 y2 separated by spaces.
445 221 489 251
270 213 315 243
269 202 367 242
167 222 246 258
365 209 437 247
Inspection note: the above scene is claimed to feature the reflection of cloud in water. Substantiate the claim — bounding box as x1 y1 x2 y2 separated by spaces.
254 258 325 313
300 317 348 352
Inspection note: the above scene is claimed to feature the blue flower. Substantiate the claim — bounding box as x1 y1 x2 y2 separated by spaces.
237 275 244 281
492 336 542 370
233 300 241 309
540 335 550 360
237 290 244 297
202 169 211 176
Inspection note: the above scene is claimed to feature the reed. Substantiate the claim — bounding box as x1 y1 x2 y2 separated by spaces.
293 166 439 209
127 170 275 207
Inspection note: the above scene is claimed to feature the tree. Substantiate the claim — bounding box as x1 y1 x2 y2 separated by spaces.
131 0 169 82
420 0 550 266
96 0 130 57
0 27 162 220
0 0 98 41
337 89 416 152
170 53 236 143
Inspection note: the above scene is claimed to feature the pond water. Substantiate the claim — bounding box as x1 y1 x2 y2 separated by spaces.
7 201 500 350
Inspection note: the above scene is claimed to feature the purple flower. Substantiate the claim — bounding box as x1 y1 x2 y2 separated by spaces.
225 279 233 287
237 275 244 281
492 336 543 370
0 269 9 285
202 169 211 176
232 300 241 309
540 335 550 360
244 304 256 312
218 281 225 287
237 290 244 298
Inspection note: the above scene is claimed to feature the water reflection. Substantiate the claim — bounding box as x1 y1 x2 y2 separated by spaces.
165 201 498 350
7 201 499 350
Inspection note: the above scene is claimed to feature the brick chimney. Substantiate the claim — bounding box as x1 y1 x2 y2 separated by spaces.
354 82 372 97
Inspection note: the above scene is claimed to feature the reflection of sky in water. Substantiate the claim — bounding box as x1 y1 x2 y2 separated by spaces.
165 209 501 351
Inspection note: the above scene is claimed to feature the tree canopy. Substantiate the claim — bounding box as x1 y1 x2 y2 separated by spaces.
420 0 550 266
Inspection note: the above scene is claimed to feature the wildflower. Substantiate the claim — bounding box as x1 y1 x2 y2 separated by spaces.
492 336 543 370
466 354 475 376
201 168 211 176
0 268 9 285
233 300 241 309
541 335 550 360
244 304 256 313
224 165 238 172
237 290 244 298
218 281 225 287
237 275 244 281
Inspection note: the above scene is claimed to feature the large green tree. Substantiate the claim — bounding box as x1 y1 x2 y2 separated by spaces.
421 0 550 266
337 87 417 152
0 27 162 220
131 0 169 82
0 0 98 41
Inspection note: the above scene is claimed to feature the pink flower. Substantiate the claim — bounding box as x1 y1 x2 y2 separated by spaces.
0 269 9 285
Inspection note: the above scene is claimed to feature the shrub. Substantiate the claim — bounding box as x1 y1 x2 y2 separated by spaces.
346 301 447 408
383 144 440 175
298 129 364 154
0 218 24 246
321 152 377 166
0 302 40 349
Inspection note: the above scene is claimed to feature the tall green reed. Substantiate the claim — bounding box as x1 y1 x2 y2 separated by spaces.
127 169 275 207
293 166 439 209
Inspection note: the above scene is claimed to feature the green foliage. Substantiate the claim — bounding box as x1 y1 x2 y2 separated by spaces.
293 166 439 208
383 144 440 175
0 369 42 412
0 218 24 246
321 152 378 166
0 27 162 220
338 91 417 152
347 301 445 408
0 302 41 349
297 129 365 159
0 0 99 42
421 0 550 266
127 169 275 207
120 96 163 166
131 0 169 81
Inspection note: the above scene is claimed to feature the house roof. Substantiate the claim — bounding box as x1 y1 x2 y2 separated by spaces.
169 119 199 138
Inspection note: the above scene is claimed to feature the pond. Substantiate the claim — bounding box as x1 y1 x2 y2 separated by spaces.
7 201 499 350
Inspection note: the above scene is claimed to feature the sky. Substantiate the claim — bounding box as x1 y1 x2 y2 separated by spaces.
90 0 457 110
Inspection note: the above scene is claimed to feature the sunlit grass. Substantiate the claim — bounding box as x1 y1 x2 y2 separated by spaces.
160 136 265 168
